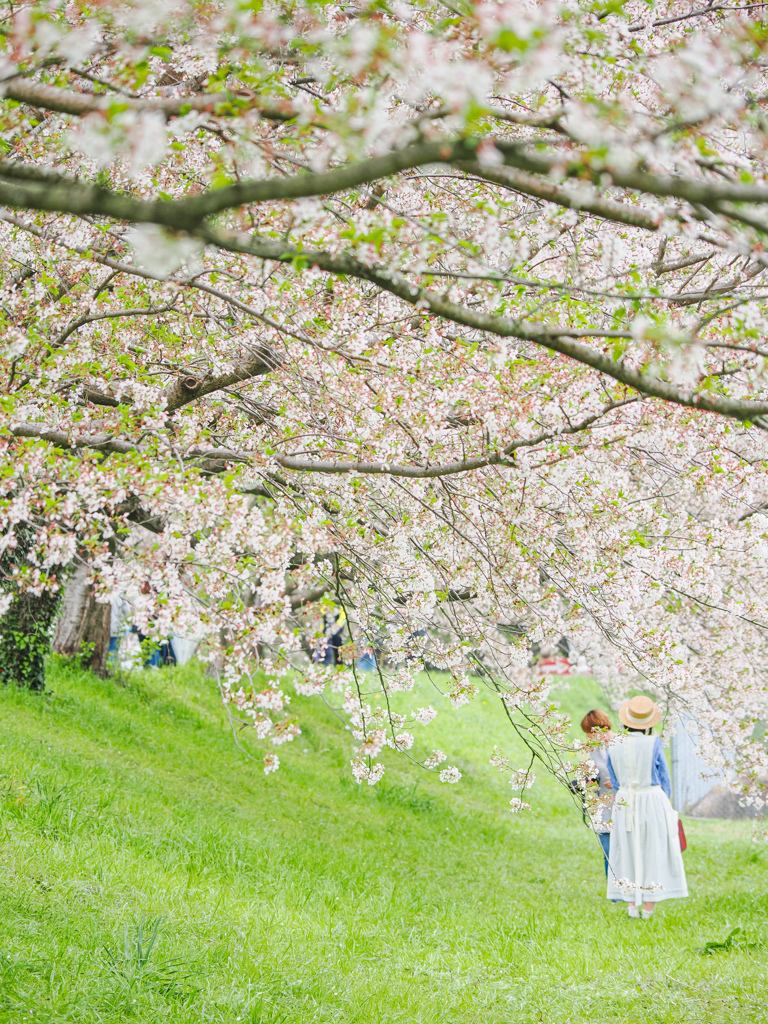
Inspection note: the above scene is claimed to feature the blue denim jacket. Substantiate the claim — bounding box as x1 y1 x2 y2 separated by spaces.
607 736 671 799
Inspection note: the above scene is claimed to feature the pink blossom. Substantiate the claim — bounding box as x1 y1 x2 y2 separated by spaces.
424 750 448 769
3 0 768 815
350 757 385 786
413 706 437 726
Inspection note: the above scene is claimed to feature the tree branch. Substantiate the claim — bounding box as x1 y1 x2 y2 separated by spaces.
6 422 252 463
2 79 300 123
8 203 767 426
5 399 635 479
453 162 665 231
628 2 768 32
0 215 282 407
5 137 768 229
0 141 475 227
51 304 178 348
9 422 136 454
288 584 332 609
200 227 768 424
274 399 638 477
165 345 281 412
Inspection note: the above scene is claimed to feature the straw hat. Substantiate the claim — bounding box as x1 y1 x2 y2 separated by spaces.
618 694 661 729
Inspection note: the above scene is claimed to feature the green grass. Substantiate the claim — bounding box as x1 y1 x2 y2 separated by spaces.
0 660 766 1023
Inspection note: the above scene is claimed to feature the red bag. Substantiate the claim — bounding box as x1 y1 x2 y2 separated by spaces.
678 818 688 852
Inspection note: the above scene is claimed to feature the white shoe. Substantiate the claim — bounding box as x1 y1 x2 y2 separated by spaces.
641 909 654 920
628 905 640 919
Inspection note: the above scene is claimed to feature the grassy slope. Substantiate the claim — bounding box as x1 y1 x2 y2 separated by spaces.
0 660 765 1024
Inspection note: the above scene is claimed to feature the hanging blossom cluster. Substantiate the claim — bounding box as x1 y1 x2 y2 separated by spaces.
613 878 665 896
1 0 768 808
509 798 531 814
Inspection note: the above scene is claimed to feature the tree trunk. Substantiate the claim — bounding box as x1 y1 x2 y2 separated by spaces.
52 564 112 677
80 598 111 677
52 564 90 654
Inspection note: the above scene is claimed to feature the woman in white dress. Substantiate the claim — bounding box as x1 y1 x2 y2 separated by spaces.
606 695 688 919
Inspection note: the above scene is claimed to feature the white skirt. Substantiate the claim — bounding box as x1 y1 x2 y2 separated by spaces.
606 785 688 903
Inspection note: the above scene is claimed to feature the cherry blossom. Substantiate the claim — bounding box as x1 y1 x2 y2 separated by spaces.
0 0 767 808
509 798 532 813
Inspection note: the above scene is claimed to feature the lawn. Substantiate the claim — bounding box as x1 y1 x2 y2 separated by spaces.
0 659 765 1023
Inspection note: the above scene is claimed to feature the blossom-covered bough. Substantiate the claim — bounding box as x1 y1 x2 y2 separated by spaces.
2 0 768 812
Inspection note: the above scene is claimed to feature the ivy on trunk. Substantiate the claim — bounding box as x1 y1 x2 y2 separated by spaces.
0 587 61 691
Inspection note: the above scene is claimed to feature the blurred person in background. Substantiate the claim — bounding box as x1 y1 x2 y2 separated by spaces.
580 709 616 876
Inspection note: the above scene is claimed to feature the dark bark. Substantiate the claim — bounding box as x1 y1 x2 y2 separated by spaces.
80 598 111 677
3 79 299 123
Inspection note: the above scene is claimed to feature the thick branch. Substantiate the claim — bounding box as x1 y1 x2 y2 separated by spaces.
9 422 136 454
628 2 768 31
52 304 177 348
289 584 332 609
0 141 474 227
5 399 635 480
3 79 299 123
203 227 768 423
7 422 251 463
4 137 768 229
455 162 665 231
82 387 129 408
275 452 506 477
165 345 281 412
116 500 166 535
273 399 638 477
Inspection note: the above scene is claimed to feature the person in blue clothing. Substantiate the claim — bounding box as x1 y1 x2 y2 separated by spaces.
605 695 688 919
314 607 346 666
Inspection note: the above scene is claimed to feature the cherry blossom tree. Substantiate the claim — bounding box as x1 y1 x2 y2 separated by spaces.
2 0 768 809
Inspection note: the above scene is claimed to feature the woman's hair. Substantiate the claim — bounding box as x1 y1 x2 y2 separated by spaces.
580 709 612 734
